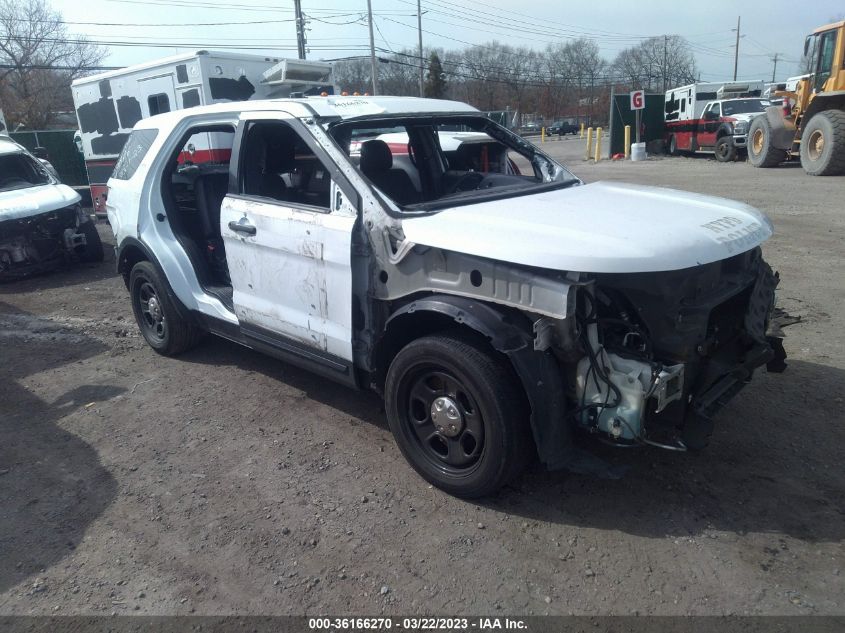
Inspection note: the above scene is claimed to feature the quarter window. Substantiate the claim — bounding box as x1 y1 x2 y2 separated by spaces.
112 129 158 180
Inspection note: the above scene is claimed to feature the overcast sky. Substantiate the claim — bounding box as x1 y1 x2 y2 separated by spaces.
54 0 844 83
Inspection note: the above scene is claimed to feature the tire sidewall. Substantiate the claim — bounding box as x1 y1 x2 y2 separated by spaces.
800 114 834 175
77 221 104 262
385 339 513 496
748 118 771 166
129 262 172 352
715 137 735 162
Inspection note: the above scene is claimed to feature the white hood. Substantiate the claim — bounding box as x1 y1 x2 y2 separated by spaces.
401 181 772 273
0 183 81 221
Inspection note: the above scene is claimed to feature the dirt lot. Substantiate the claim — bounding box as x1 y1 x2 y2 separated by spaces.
1 141 843 617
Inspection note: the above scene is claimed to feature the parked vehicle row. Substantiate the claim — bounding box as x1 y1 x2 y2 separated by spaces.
664 80 770 162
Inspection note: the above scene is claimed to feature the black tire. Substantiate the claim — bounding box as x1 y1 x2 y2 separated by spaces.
668 135 679 156
800 110 845 176
714 136 737 162
75 220 104 263
384 333 533 498
747 115 787 168
129 261 204 356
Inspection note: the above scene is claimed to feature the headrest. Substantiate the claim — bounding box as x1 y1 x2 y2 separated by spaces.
264 137 295 172
360 139 393 175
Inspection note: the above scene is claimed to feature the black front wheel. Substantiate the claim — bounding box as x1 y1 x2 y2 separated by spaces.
747 116 787 168
129 261 204 356
714 137 737 162
384 333 533 498
75 220 104 263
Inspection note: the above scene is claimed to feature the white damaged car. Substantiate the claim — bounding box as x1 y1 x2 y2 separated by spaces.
0 136 103 279
106 96 786 497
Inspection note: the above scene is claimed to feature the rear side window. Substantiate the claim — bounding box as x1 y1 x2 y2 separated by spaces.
112 129 158 180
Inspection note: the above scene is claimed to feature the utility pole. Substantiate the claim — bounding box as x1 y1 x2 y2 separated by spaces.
771 52 779 82
293 0 306 60
733 16 741 81
366 0 378 95
662 34 668 92
417 0 424 97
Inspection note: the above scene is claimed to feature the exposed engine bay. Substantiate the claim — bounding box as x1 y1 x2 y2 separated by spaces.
541 247 785 451
0 204 100 280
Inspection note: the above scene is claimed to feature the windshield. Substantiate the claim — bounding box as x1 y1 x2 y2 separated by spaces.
0 152 53 192
328 114 578 212
722 99 771 115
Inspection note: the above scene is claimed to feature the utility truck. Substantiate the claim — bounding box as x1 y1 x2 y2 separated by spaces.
71 51 334 215
664 80 769 161
748 20 845 175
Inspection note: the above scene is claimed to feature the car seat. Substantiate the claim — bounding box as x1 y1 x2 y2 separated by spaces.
359 140 420 205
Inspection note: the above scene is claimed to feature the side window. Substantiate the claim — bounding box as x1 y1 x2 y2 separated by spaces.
815 30 837 90
112 128 158 180
711 103 721 117
239 121 332 210
148 93 170 116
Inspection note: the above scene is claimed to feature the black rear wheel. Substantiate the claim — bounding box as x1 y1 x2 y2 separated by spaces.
129 261 204 356
385 333 533 498
800 110 845 176
668 135 679 156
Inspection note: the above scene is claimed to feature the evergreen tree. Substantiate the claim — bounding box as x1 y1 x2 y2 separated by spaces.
424 53 448 99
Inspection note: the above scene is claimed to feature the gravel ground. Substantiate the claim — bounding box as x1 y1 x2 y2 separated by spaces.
1 140 843 616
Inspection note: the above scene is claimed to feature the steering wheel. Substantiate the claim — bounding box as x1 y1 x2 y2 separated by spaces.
447 171 485 194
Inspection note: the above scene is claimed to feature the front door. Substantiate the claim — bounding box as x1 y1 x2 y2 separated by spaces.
698 102 721 149
220 113 357 364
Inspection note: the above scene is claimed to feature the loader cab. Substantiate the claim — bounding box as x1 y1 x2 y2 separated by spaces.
804 23 844 94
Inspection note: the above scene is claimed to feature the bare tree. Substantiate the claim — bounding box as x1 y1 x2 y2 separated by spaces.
332 57 373 94
0 0 104 128
612 35 697 92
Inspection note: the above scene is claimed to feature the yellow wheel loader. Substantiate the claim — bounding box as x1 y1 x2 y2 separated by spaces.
748 20 845 175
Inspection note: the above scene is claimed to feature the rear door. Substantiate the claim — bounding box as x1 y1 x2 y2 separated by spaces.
220 112 359 367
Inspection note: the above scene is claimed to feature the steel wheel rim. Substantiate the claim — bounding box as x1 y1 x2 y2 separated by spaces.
807 129 824 161
138 281 167 341
752 128 764 155
716 140 729 159
398 365 485 475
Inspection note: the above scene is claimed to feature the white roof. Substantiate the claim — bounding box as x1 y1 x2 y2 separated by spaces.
133 96 479 130
71 50 288 87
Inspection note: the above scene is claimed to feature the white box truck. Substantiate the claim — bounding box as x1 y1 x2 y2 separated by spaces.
71 50 334 215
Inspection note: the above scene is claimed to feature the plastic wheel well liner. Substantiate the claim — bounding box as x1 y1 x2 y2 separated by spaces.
376 294 570 469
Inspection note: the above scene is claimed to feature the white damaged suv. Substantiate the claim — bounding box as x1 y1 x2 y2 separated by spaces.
107 96 786 497
1 136 103 279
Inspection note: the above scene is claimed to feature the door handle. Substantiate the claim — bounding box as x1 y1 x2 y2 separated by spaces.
228 220 256 236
